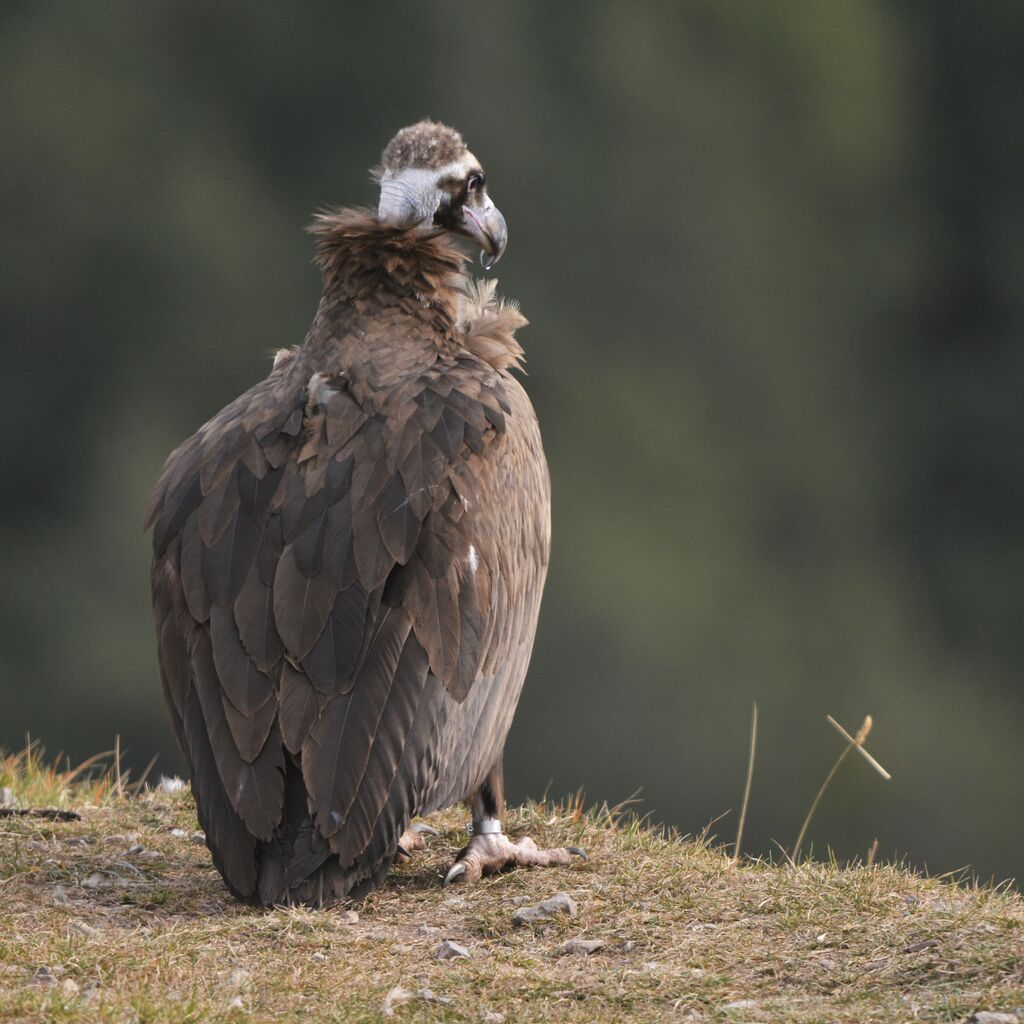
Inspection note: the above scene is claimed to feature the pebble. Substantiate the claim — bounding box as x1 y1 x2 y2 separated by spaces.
229 969 251 989
435 939 470 960
158 776 186 794
556 937 604 956
61 979 80 998
512 893 578 926
336 909 359 924
383 985 451 1016
310 952 327 963
103 834 136 846
722 999 758 1011
384 986 413 1015
126 844 145 855
31 966 62 988
481 1013 505 1023
903 939 939 953
969 1014 1020 1024
80 873 108 890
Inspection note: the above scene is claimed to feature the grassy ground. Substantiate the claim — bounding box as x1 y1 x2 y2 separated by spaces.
0 748 1021 1023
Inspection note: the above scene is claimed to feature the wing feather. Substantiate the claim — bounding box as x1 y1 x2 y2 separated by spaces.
149 346 548 902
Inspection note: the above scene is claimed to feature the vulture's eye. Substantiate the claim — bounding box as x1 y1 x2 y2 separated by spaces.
467 172 485 194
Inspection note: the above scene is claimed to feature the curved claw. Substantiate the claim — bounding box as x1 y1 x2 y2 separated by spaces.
443 861 468 887
410 823 439 837
566 846 588 862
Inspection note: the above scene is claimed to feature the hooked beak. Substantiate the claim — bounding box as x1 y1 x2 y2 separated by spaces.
460 197 508 270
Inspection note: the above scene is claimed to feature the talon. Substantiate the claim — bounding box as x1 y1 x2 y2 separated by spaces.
410 823 439 837
566 846 588 862
443 862 467 887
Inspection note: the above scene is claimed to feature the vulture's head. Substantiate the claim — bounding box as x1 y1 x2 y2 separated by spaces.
376 120 507 268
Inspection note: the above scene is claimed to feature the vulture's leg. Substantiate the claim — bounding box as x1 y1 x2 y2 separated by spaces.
443 756 586 886
396 822 439 863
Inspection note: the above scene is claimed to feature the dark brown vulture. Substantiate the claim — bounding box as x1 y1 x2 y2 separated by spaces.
145 121 582 905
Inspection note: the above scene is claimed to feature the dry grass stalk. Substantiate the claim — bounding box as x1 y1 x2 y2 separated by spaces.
792 715 891 864
732 702 758 864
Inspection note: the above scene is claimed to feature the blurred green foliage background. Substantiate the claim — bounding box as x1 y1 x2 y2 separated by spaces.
1 2 1021 881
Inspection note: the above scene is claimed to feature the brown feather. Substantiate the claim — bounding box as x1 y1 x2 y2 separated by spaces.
302 609 412 842
193 632 284 840
202 505 262 607
233 562 284 672
179 513 211 623
279 663 325 754
209 605 274 715
272 545 336 660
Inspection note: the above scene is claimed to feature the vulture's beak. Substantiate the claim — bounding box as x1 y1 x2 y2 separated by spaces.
460 197 507 270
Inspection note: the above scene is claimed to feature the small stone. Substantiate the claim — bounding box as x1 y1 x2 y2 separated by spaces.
229 969 251 989
227 995 244 1010
65 837 91 847
481 1013 505 1024
61 979 80 997
140 850 163 860
310 952 327 963
337 909 359 924
384 986 413 1016
903 939 939 953
418 924 442 936
0 786 14 806
170 829 189 839
31 966 62 988
158 776 186 794
80 873 107 889
556 937 605 956
722 999 757 1012
512 893 578 926
509 895 532 905
126 844 145 855
103 834 135 846
418 988 451 1006
435 939 470 960
969 1014 1020 1024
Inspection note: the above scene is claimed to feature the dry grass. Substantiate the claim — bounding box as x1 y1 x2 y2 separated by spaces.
0 750 1022 1023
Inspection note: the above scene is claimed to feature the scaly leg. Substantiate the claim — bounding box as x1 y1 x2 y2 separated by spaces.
443 755 586 886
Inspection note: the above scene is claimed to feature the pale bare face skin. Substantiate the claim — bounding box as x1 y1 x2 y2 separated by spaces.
377 151 508 269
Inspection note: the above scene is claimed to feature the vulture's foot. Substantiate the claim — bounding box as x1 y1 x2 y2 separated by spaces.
443 830 586 886
396 822 439 863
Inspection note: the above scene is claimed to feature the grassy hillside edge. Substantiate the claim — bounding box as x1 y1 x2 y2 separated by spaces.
0 750 1021 1023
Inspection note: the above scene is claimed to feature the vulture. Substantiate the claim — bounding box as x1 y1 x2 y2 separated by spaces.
145 121 583 905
